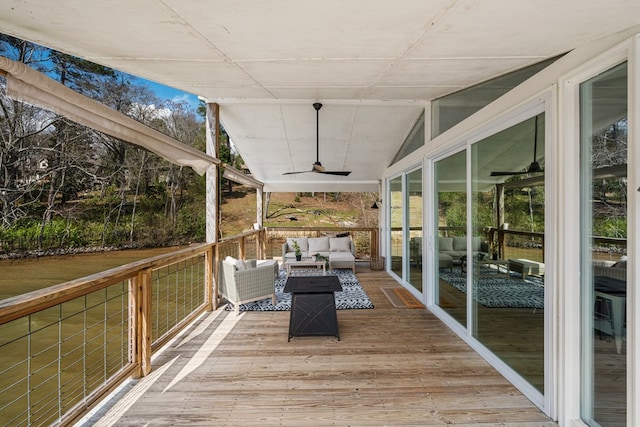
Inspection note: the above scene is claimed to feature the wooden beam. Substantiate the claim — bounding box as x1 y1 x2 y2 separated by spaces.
138 269 153 377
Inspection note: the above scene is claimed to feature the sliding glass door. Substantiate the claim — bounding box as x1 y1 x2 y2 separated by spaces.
407 168 423 293
389 176 403 278
580 61 627 427
471 113 546 393
435 150 467 326
388 169 423 293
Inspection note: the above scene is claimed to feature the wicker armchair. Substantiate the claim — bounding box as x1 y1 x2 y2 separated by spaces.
219 258 277 315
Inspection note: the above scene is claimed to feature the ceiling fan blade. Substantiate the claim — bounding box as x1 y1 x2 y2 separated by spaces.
282 170 312 175
319 170 352 176
491 165 544 177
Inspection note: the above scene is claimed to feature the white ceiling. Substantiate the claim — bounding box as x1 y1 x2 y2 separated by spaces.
1 0 639 192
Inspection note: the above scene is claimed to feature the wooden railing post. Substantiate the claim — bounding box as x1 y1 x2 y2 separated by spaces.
259 228 266 259
239 236 246 260
205 245 214 311
369 228 380 258
498 229 506 259
132 269 152 378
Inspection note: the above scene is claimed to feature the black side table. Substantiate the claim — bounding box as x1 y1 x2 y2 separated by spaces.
284 275 342 341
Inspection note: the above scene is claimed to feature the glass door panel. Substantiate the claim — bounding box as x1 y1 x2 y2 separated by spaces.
435 150 467 326
471 114 546 393
408 168 423 293
580 62 627 426
390 176 403 278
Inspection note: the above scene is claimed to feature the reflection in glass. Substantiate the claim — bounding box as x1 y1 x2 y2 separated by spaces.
431 57 560 138
392 113 425 164
390 176 403 278
408 168 423 293
471 113 545 393
580 62 627 426
435 150 467 326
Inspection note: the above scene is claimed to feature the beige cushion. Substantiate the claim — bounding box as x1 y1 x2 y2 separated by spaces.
330 251 354 261
439 237 454 252
287 237 308 252
308 237 330 253
224 256 248 270
329 236 351 252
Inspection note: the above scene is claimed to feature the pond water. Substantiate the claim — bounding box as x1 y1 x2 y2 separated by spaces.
0 246 184 300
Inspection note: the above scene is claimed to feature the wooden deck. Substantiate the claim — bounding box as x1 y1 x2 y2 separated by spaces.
82 267 556 426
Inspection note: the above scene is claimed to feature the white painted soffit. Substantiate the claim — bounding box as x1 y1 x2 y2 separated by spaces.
1 1 639 192
0 57 218 176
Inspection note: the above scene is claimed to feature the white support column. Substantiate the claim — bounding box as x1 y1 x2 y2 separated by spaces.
205 103 220 244
256 189 264 259
205 103 220 308
256 189 263 229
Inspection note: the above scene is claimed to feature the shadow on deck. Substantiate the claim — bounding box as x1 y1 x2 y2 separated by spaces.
79 266 556 426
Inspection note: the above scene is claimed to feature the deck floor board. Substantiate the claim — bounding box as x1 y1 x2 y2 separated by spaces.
85 267 556 426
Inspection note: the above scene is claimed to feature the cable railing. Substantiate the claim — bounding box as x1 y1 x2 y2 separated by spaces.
0 227 375 425
0 243 218 426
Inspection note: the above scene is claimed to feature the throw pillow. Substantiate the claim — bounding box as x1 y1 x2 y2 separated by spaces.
329 237 351 252
308 237 330 253
452 236 467 251
439 237 454 252
287 237 308 252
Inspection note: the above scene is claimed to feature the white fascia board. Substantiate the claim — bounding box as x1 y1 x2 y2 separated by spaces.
263 181 378 193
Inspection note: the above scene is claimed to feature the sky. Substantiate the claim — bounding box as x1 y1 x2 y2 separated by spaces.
1 32 202 112
141 79 201 111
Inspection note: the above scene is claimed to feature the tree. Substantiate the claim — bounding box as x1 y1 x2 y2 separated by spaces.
1 34 208 251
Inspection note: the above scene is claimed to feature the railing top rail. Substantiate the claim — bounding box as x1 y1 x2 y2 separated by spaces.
592 236 627 245
0 243 212 326
499 229 545 238
219 229 261 243
264 226 377 232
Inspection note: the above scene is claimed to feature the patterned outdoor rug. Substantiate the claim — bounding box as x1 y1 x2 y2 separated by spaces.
439 270 544 309
225 269 374 312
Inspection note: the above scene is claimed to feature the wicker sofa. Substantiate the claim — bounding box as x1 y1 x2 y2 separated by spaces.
282 236 356 272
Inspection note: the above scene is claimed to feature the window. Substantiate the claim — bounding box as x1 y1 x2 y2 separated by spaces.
431 57 559 138
580 61 627 427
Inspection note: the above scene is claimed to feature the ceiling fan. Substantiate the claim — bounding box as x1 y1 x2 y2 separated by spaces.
490 116 544 177
282 102 352 176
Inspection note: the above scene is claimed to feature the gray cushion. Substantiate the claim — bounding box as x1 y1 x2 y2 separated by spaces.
439 237 453 252
452 236 466 251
